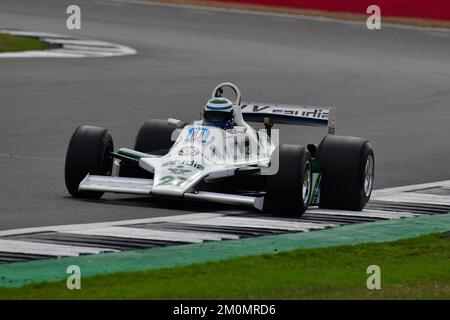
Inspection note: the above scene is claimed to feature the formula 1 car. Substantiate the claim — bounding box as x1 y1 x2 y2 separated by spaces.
65 82 374 215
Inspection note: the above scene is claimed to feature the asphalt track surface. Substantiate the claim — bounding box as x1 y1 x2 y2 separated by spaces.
0 0 449 230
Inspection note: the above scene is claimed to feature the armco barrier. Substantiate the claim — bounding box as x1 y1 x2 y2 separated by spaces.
218 0 450 21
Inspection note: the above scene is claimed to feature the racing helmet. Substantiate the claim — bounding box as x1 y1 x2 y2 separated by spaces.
203 97 235 130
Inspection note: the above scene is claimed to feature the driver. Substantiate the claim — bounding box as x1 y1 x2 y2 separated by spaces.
202 97 235 130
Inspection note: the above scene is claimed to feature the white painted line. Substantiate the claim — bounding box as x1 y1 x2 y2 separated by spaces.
309 208 417 219
62 45 123 53
371 180 450 206
1 30 71 38
177 216 337 231
0 239 117 257
0 213 223 237
0 50 86 58
371 180 450 198
371 193 450 206
0 29 137 58
42 38 119 47
67 226 224 243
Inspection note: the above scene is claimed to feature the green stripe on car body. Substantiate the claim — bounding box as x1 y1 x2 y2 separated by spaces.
118 147 164 159
309 172 321 205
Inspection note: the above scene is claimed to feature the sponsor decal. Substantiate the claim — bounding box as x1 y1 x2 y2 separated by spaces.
178 146 199 156
185 127 210 143
162 160 205 170
168 165 191 175
156 175 187 187
241 104 328 119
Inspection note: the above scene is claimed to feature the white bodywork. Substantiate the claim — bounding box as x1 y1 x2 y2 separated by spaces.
80 123 274 210
79 82 332 210
141 124 274 197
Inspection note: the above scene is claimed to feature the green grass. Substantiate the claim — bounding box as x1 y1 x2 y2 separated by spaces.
0 33 47 52
0 233 449 299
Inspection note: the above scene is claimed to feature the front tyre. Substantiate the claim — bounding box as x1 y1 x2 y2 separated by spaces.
264 145 312 216
317 135 374 210
119 119 184 178
64 125 114 199
134 119 184 154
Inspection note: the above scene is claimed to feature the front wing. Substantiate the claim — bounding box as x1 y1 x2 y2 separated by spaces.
79 174 264 210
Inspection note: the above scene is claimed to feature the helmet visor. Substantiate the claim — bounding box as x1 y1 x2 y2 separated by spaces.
203 110 233 125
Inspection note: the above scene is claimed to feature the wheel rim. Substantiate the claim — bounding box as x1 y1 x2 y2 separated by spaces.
302 162 312 204
363 154 374 197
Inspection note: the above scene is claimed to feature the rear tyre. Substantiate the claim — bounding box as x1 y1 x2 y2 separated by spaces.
264 145 312 216
317 135 374 210
64 125 114 199
134 119 184 154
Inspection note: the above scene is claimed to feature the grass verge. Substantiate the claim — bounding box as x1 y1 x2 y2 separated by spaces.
0 33 47 53
0 233 448 299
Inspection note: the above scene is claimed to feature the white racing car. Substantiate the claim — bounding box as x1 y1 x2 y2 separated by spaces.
65 82 374 215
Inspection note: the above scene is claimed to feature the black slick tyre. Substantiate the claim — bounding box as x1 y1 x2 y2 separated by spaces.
65 125 114 199
264 145 312 216
317 135 374 211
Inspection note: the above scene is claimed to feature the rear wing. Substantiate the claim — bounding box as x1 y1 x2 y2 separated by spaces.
240 102 336 134
210 82 336 134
